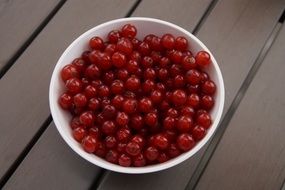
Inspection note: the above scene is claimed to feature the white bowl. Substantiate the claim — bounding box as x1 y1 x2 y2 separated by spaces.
49 17 225 174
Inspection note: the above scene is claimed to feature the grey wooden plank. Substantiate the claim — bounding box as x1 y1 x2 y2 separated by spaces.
0 0 135 183
98 0 284 189
0 0 60 70
3 123 100 190
196 24 285 190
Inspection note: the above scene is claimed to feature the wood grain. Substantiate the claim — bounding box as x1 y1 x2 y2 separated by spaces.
98 0 284 189
0 0 60 71
3 123 100 190
196 24 285 190
0 0 134 184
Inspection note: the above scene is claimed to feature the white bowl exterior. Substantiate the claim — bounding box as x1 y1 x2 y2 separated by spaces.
49 17 225 174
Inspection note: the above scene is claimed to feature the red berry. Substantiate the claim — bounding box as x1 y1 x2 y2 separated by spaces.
177 133 195 151
102 121 116 135
117 38 133 55
142 80 155 94
130 114 144 130
157 152 169 163
138 42 150 56
170 50 183 64
131 135 145 148
112 95 124 109
163 117 175 130
121 24 137 38
131 38 141 49
133 153 146 167
181 55 197 70
105 136 117 149
175 36 188 51
112 52 126 68
117 143 127 153
119 154 132 167
172 89 187 106
125 76 140 91
158 68 169 81
89 127 100 139
159 57 170 68
142 56 154 68
187 93 200 108
201 95 214 110
126 60 139 74
59 93 72 109
116 128 131 143
186 69 201 85
195 51 211 66
126 142 141 156
110 80 124 95
192 125 206 141
200 71 209 83
144 34 155 44
138 98 152 113
73 93 87 107
177 116 193 132
144 68 156 80
84 85 97 98
61 64 79 82
98 53 112 70
167 143 181 158
150 90 163 104
150 36 162 51
108 30 121 43
174 75 185 88
85 64 101 79
89 36 104 50
70 117 83 129
166 108 178 118
197 113 211 129
144 146 159 161
102 105 116 119
180 106 195 117
116 112 129 127
88 98 100 111
161 34 175 49
202 80 216 95
79 111 94 127
104 44 116 56
144 113 158 127
65 78 83 95
153 134 169 150
95 142 107 158
81 135 98 153
117 69 129 81
129 51 142 62
73 127 86 142
169 64 182 77
81 51 91 63
98 85 110 97
105 150 119 163
122 99 137 114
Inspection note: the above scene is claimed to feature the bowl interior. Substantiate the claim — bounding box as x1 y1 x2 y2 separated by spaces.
49 17 224 173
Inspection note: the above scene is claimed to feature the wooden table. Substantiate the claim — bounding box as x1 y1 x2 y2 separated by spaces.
0 0 285 189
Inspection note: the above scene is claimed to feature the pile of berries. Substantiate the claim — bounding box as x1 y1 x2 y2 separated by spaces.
59 24 216 167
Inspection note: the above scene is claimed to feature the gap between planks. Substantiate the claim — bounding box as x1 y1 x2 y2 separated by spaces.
0 0 67 79
185 9 285 190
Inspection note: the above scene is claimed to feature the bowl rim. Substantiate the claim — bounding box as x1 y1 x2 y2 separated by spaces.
49 17 225 174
